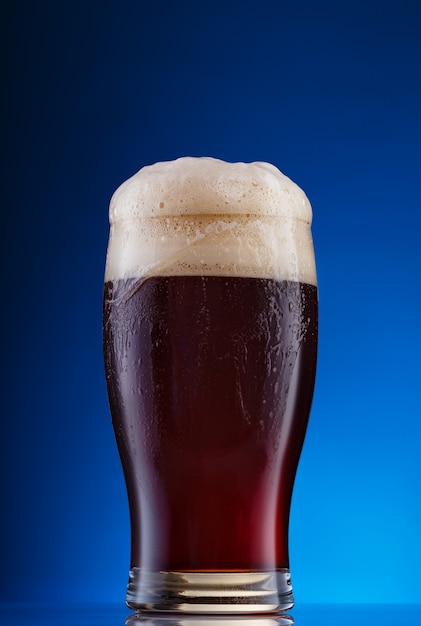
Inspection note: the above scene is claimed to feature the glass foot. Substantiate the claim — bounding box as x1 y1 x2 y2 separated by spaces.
126 613 294 625
126 568 294 614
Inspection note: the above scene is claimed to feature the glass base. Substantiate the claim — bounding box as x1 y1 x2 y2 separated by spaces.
126 568 294 614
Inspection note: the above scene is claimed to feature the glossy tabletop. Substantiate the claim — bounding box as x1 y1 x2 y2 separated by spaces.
0 603 420 626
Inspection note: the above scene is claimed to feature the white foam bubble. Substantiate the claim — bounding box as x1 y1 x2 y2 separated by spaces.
105 157 317 285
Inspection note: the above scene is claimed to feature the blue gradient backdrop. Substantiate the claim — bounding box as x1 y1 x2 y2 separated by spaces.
1 0 420 606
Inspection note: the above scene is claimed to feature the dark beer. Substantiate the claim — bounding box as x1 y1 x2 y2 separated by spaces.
103 157 317 612
103 276 317 573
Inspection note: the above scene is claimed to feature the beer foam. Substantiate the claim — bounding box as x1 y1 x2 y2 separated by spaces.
105 157 317 285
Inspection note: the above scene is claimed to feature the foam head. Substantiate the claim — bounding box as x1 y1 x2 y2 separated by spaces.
105 157 317 285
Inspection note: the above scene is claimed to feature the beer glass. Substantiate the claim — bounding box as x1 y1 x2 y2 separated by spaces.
103 157 318 614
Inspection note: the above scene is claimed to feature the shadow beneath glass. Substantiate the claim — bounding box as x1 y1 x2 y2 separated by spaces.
126 614 294 626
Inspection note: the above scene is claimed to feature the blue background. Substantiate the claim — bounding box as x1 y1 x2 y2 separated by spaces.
1 0 420 608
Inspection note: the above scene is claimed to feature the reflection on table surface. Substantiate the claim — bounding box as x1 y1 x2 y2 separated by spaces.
126 615 293 626
0 603 420 626
126 615 294 626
